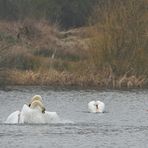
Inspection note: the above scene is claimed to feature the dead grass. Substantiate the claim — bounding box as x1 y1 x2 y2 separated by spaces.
0 18 147 89
6 69 147 88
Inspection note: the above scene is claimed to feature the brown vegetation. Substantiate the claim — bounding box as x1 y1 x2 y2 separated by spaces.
0 0 147 89
88 0 148 88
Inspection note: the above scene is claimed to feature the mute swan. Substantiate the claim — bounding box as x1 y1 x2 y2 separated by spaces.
5 100 59 124
88 100 105 113
5 95 59 124
5 95 44 124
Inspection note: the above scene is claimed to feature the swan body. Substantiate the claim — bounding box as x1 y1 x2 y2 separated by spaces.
5 104 59 124
88 100 105 113
43 111 59 123
5 111 20 124
20 104 59 124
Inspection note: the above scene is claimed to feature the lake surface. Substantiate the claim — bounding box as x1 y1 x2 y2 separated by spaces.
0 87 148 148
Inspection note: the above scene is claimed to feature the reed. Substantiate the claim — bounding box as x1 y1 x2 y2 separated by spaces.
88 0 148 84
0 2 147 89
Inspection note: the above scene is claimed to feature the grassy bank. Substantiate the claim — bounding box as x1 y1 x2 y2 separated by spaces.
0 0 148 89
1 68 147 89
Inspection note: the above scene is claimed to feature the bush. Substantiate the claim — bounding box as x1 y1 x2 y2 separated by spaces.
0 46 41 70
89 0 148 76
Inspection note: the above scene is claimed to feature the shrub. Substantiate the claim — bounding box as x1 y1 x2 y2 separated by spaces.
89 0 148 76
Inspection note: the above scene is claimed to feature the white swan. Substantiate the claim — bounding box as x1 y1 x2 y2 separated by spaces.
5 100 59 124
88 100 105 113
5 95 44 124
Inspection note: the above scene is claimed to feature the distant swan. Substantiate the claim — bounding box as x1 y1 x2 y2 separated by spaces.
88 100 105 113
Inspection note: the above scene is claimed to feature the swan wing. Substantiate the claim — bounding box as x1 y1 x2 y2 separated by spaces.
88 101 96 113
44 111 60 123
5 111 20 124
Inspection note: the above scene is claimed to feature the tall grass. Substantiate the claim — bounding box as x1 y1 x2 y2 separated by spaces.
0 3 147 89
89 0 148 76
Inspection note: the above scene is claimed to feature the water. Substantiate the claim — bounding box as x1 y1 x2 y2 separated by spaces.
0 87 148 148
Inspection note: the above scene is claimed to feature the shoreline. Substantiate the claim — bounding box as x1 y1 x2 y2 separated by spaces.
0 69 147 90
1 84 148 92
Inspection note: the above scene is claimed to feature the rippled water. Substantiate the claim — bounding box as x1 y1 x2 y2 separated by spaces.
0 87 148 148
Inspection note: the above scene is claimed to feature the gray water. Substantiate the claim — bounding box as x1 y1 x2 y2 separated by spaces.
0 87 148 148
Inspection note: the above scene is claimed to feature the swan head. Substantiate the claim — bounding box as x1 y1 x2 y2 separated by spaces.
30 100 46 113
28 95 43 107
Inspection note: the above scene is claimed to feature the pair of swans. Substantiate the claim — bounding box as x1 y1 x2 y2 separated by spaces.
5 95 105 124
5 95 59 124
